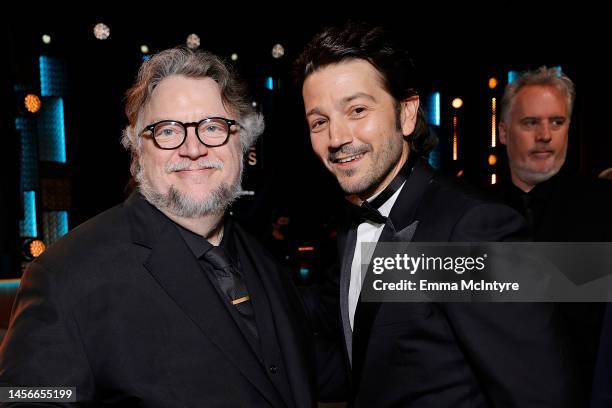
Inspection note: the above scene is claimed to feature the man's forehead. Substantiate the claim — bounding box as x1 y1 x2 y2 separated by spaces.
144 77 229 119
308 60 386 88
514 86 569 115
304 63 391 115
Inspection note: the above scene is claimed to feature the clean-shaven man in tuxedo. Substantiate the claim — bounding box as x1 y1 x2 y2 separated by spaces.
0 47 315 407
294 22 576 407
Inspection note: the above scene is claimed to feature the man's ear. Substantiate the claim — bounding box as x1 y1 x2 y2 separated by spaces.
499 121 508 145
400 96 419 136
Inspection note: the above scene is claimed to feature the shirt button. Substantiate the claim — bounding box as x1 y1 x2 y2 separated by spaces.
269 365 278 374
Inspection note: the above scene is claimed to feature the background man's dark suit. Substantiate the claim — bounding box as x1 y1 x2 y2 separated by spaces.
498 166 612 406
0 193 315 407
331 159 575 407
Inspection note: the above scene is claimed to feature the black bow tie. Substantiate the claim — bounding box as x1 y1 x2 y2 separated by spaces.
349 200 387 224
347 154 419 225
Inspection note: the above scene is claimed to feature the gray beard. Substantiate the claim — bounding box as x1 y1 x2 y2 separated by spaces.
136 161 244 218
138 181 242 218
511 162 562 189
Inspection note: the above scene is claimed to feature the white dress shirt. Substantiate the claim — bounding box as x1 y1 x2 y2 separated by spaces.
348 183 405 330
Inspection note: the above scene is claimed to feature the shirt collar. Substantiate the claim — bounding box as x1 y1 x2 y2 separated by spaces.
173 217 236 261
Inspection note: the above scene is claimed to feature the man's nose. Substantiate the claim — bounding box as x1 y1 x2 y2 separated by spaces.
179 127 208 158
535 122 552 143
328 120 353 149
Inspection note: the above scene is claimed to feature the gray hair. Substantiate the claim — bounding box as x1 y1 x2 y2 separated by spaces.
121 46 264 177
500 66 575 123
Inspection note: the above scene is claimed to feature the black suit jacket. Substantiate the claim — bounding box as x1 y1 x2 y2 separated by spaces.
0 193 315 407
335 160 575 407
497 168 612 406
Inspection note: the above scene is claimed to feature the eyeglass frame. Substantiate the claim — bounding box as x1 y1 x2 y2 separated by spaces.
139 117 242 150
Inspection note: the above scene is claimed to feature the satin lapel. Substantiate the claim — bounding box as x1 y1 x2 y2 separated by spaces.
388 159 435 232
351 159 434 388
337 223 357 366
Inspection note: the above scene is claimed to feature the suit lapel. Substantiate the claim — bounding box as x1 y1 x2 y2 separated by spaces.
126 193 285 407
337 222 357 366
353 159 433 315
387 159 434 233
351 159 434 388
233 224 314 408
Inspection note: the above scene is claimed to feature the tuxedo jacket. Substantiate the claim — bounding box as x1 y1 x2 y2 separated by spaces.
0 192 315 407
334 160 576 407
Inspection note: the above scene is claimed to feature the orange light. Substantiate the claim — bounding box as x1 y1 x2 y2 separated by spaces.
23 239 46 259
488 77 498 89
298 246 315 252
451 98 463 109
29 240 46 257
24 94 42 113
488 154 497 166
491 97 497 147
452 115 458 161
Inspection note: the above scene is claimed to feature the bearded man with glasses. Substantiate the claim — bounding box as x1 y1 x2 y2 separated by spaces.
0 46 315 407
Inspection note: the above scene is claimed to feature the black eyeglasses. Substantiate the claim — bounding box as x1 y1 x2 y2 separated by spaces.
139 117 242 150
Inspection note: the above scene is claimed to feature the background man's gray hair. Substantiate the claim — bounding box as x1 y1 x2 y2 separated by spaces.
121 46 264 177
500 66 576 123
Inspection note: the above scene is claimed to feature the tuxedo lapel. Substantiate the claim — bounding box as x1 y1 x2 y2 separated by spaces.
337 222 357 366
354 159 433 311
387 159 434 233
351 159 434 387
126 193 284 407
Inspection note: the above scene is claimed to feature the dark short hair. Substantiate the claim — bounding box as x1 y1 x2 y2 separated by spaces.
294 21 437 154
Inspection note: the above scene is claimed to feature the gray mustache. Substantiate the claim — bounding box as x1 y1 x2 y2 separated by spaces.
166 159 224 172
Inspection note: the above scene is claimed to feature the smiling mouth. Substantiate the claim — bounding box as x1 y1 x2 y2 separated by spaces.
175 165 218 171
332 153 365 164
173 167 217 175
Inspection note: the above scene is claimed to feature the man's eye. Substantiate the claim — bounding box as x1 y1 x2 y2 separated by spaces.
522 119 537 128
351 107 367 116
551 118 566 127
156 127 179 137
204 125 222 133
311 119 327 131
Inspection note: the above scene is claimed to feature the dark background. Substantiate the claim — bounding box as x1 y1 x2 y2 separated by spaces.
2 8 610 278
